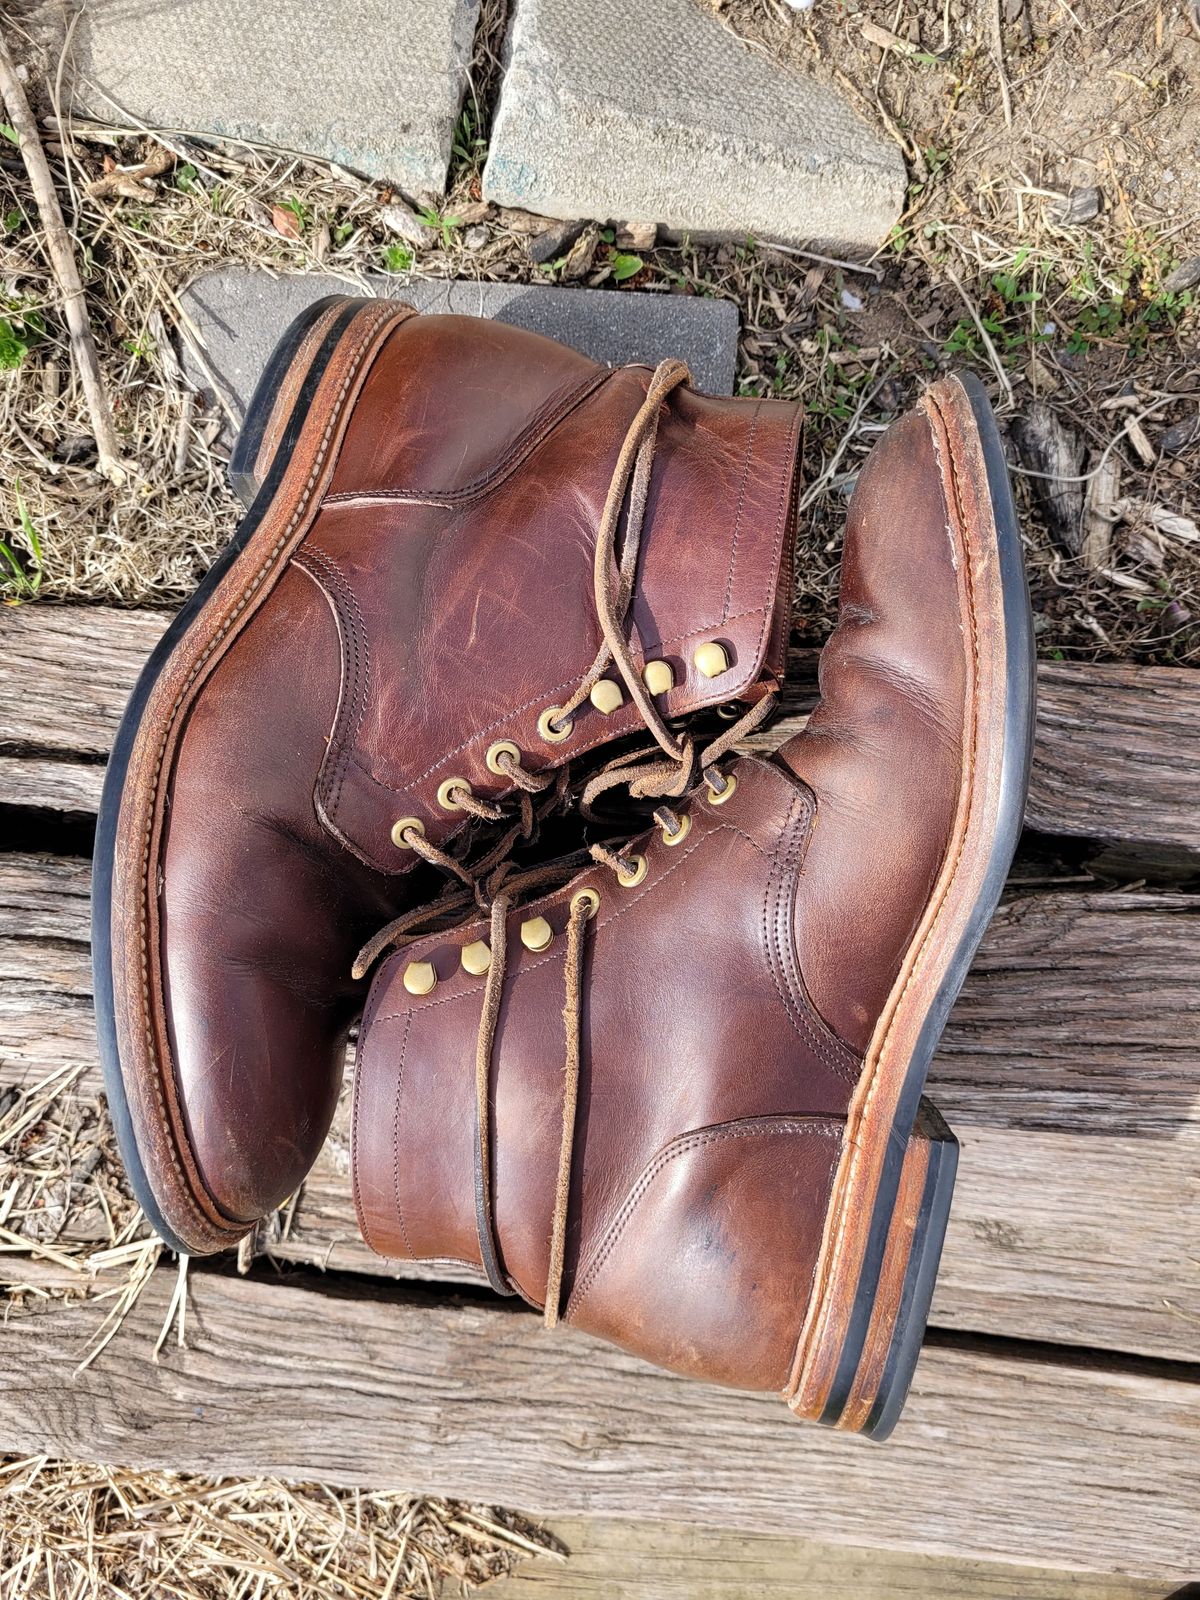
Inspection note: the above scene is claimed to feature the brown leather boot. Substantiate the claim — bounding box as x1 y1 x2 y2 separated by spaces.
93 297 803 1257
350 371 1034 1438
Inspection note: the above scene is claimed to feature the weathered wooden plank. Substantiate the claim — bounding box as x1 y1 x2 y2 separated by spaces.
0 1265 1196 1579
1022 659 1200 852
0 753 105 814
3 607 1199 856
491 1516 1168 1599
762 648 1200 855
2 853 1198 1360
0 604 170 760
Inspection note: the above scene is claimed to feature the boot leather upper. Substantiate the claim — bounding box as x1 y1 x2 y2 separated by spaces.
351 389 975 1393
156 314 803 1225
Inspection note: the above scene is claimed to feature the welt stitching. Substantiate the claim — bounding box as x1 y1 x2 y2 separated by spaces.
321 370 612 506
569 1118 845 1316
721 399 762 624
796 386 986 1386
131 301 403 1237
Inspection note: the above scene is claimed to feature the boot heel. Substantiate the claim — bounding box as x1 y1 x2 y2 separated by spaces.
789 1098 958 1440
229 296 387 507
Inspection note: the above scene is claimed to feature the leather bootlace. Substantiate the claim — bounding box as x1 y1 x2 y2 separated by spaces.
354 695 773 1319
353 357 780 1319
382 358 694 908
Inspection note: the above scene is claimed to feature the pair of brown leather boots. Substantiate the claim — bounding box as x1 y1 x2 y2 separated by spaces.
94 298 1033 1439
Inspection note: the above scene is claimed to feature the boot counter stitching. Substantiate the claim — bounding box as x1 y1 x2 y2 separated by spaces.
567 1117 845 1319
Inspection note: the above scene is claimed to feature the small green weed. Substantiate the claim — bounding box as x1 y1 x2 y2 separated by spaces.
0 303 45 371
452 104 488 170
381 243 413 274
0 483 44 604
943 247 1048 364
416 205 461 249
1063 235 1192 354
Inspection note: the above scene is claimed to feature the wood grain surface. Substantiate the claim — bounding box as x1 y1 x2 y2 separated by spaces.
489 1516 1170 1600
3 853 1197 1361
0 1263 1196 1580
3 607 1199 857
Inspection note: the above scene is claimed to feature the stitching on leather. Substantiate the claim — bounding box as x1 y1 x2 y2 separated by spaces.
721 399 762 624
350 998 382 1256
793 386 985 1392
326 395 802 811
758 792 859 1084
293 544 371 825
737 399 802 683
568 1117 845 1318
390 1012 416 1260
389 606 774 793
130 301 406 1240
370 813 770 1027
775 796 860 1080
320 370 612 507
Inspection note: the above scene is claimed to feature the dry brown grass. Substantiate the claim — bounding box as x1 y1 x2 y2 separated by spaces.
3 2 1198 659
0 1456 558 1598
716 0 1200 662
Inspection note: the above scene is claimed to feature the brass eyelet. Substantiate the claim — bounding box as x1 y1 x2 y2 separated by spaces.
706 771 738 807
403 960 437 996
486 740 522 776
537 705 574 744
616 853 647 889
642 659 675 697
660 812 692 847
589 679 623 715
460 939 491 975
570 886 601 920
437 777 472 811
694 640 731 679
390 816 425 848
520 915 554 952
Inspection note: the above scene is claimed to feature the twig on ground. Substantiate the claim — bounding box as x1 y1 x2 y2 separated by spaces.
989 0 1013 128
762 240 884 279
0 34 127 483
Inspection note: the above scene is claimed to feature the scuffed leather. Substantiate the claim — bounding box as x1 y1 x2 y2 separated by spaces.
351 389 987 1396
776 405 965 1052
156 310 801 1225
353 756 859 1386
305 321 804 874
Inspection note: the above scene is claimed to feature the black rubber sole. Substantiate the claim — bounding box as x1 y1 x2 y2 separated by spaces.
818 371 1036 1437
863 1103 959 1440
90 297 365 1255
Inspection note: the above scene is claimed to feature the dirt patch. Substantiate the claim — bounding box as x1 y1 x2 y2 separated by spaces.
705 0 1200 662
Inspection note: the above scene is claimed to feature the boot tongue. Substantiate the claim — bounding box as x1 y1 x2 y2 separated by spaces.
301 335 803 876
